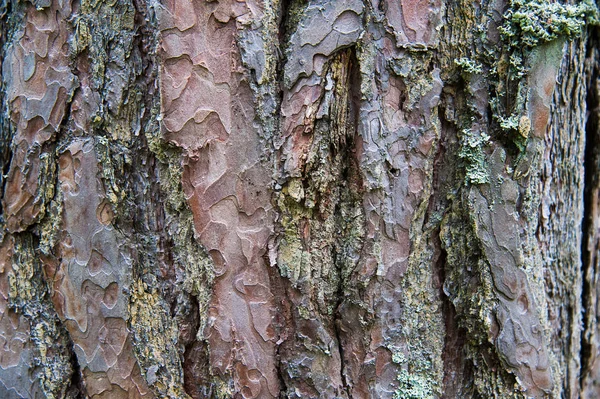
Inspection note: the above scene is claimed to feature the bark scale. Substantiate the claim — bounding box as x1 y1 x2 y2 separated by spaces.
0 0 598 398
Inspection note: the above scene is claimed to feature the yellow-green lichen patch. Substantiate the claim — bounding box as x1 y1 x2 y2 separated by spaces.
395 223 446 398
95 137 127 211
8 235 73 399
71 0 135 80
129 280 190 399
37 196 63 256
70 0 142 144
458 129 490 185
439 201 509 394
274 48 368 395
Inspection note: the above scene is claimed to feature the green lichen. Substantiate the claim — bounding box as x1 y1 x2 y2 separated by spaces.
392 352 435 399
458 129 490 185
388 53 437 112
498 0 597 80
454 57 483 74
500 0 597 50
497 114 520 131
491 0 598 135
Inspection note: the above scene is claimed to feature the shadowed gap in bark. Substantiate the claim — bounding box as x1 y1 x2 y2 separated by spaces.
581 25 600 389
333 46 362 398
66 346 85 398
0 1 11 216
430 95 475 398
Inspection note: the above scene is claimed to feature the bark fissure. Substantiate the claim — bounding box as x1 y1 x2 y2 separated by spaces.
124 2 219 397
275 46 365 398
428 100 465 398
266 255 290 398
0 1 14 216
333 287 351 398
581 25 600 396
435 227 468 398
9 232 75 398
66 346 85 398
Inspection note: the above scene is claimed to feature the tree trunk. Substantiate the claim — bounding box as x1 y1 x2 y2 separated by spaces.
0 0 598 398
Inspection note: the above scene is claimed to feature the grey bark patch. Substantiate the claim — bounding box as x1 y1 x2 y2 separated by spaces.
284 0 363 88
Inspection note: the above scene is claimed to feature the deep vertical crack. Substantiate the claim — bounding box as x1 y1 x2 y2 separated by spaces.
334 291 352 398
276 0 292 107
333 47 362 399
273 1 291 396
66 346 86 398
580 26 599 388
0 0 16 220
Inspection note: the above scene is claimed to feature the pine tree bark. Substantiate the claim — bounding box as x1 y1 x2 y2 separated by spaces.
0 0 598 398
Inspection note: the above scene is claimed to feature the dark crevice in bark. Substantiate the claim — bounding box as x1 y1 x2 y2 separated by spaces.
276 0 292 115
433 89 514 397
272 1 292 395
128 2 213 397
272 45 363 397
278 0 291 43
333 251 351 398
178 295 216 398
274 346 289 398
0 126 11 219
441 301 470 399
580 27 599 387
265 251 291 397
424 101 450 231
278 0 292 49
120 0 162 275
66 347 86 398
428 109 472 397
435 228 456 397
332 47 362 399
0 1 17 219
181 295 212 399
54 78 76 153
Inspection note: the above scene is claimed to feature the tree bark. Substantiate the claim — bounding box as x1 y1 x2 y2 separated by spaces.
0 0 598 398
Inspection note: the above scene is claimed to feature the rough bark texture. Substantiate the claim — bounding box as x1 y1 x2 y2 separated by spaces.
0 0 598 398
